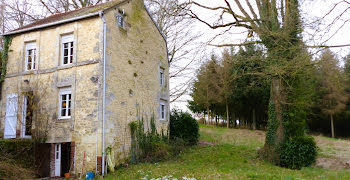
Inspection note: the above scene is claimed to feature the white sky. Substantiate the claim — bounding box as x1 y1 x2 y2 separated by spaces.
171 0 350 112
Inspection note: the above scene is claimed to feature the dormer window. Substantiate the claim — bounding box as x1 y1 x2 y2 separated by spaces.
25 42 36 71
61 34 74 65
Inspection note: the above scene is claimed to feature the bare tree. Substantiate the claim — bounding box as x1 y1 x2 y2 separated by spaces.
0 0 46 33
145 0 203 103
38 0 107 14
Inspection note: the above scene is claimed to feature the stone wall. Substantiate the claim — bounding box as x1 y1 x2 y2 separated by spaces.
0 17 103 174
103 0 169 165
0 0 169 176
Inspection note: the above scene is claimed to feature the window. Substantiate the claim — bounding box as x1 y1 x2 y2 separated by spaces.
159 68 164 86
159 100 167 121
59 88 72 119
25 42 36 71
116 14 124 28
61 34 74 65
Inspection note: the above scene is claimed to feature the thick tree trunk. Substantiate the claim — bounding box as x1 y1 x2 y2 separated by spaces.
226 100 229 128
252 108 256 130
331 114 335 138
262 78 286 164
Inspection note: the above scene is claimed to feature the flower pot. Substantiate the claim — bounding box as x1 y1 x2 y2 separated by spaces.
64 173 70 178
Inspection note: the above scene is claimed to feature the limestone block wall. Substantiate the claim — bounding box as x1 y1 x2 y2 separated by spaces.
0 0 169 175
103 0 170 164
0 17 103 173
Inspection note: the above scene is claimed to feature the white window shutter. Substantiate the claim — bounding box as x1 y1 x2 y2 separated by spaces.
4 94 18 139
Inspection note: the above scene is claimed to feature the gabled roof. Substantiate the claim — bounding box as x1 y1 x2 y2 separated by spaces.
2 0 166 43
3 0 126 36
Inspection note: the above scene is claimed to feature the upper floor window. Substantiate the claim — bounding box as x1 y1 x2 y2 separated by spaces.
159 67 164 86
61 34 74 65
25 42 36 71
59 88 72 119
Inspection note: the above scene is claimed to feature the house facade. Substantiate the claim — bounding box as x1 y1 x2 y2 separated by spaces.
0 0 169 177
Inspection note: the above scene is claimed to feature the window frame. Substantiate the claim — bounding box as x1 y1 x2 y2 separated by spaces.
61 34 74 66
58 88 72 119
159 67 164 87
159 100 167 121
24 42 37 71
21 95 32 138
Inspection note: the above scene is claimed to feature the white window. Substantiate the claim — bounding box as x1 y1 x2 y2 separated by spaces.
25 42 36 71
59 88 72 119
61 34 74 65
159 68 164 86
160 100 167 121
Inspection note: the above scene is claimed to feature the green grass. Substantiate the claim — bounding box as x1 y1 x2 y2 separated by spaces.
102 125 350 180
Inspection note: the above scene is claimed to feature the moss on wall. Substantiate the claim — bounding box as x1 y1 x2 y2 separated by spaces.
130 0 145 23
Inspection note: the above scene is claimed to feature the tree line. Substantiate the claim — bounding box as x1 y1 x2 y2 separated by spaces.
188 45 350 138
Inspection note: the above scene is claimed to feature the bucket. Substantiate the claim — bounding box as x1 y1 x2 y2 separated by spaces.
85 172 95 179
64 173 70 178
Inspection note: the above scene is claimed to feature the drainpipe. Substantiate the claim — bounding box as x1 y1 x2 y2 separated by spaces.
99 11 107 176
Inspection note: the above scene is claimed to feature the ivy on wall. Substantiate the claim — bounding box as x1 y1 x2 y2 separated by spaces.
0 36 12 99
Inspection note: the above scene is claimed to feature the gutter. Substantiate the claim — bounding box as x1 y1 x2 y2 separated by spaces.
2 12 101 36
99 11 107 176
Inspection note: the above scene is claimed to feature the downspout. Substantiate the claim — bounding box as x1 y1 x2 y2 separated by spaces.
99 11 107 176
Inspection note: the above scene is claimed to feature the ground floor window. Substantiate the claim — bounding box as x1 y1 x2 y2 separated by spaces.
59 88 72 119
160 100 167 121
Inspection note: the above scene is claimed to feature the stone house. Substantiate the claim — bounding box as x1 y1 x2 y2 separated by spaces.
0 0 169 177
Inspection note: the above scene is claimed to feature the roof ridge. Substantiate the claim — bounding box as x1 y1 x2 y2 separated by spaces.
47 1 115 19
5 0 122 34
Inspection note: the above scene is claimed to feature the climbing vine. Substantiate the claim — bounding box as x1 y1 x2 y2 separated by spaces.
0 36 13 97
265 101 278 146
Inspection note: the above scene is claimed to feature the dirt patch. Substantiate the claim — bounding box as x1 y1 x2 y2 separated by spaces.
198 140 216 146
315 136 350 170
315 157 350 170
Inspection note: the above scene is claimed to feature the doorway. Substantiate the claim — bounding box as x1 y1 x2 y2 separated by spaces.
53 142 71 177
54 143 61 177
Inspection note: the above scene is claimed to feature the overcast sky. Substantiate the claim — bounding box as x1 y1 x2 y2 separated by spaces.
4 0 350 112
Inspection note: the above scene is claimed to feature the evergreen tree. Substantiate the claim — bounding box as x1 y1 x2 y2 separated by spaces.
319 49 348 138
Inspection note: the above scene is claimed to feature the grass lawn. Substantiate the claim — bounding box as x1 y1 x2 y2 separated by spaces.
102 124 350 180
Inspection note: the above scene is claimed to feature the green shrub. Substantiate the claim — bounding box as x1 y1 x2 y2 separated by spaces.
279 136 317 169
0 139 34 168
0 139 36 178
145 140 171 162
170 109 199 145
169 137 185 156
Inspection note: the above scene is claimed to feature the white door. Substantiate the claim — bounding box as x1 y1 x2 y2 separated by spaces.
55 143 61 177
4 94 18 139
